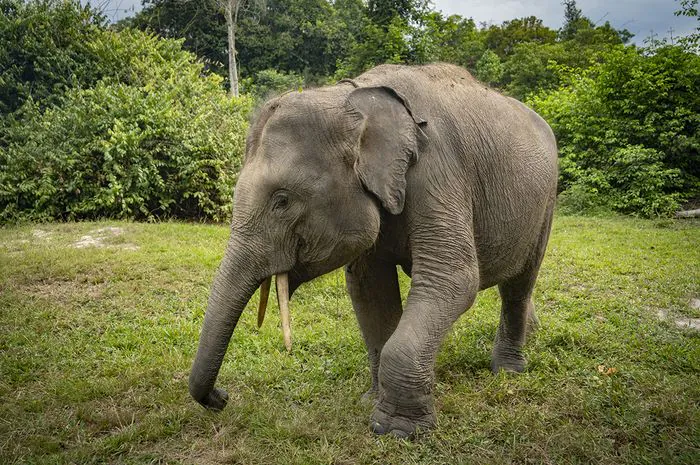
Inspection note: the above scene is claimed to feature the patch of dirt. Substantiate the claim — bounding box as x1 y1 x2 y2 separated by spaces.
20 280 106 303
656 301 700 331
32 229 51 239
72 227 139 251
674 317 700 330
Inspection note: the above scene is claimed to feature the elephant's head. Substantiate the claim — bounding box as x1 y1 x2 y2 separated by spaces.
189 83 427 410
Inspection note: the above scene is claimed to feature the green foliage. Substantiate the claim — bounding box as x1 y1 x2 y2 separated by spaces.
475 50 504 85
529 45 699 217
484 16 557 58
674 0 699 52
677 0 699 16
368 0 423 27
238 0 353 79
240 68 304 99
559 0 588 41
3 0 698 223
500 42 566 98
123 0 228 75
338 15 411 75
0 29 252 222
329 0 433 76
0 0 105 115
557 146 683 217
412 12 484 69
500 40 607 100
131 0 355 81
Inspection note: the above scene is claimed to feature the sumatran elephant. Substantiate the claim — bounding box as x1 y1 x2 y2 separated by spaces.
188 63 558 437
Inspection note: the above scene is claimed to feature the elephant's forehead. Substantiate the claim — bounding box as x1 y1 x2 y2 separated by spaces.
264 107 345 148
260 91 359 155
236 149 326 201
235 89 357 203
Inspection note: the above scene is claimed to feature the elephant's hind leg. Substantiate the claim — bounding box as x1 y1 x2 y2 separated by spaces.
492 209 553 373
492 282 536 373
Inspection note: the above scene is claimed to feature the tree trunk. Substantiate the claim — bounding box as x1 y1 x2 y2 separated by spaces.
224 0 241 97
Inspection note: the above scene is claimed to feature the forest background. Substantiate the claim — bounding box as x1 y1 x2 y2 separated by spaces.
1 0 698 222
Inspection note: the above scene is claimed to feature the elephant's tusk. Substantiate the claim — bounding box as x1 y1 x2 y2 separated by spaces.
257 277 272 328
276 273 292 352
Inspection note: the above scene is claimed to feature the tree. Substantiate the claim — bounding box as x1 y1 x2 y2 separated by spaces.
128 0 267 95
559 0 588 41
368 0 418 28
0 0 106 116
130 0 352 84
676 0 698 16
501 42 567 99
675 0 699 52
220 0 242 97
216 0 267 97
558 0 631 45
528 45 699 216
337 0 435 76
124 1 228 75
475 50 503 85
409 12 484 68
484 16 557 58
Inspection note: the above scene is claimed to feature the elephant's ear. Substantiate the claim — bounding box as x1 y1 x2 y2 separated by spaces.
347 86 426 215
245 98 280 161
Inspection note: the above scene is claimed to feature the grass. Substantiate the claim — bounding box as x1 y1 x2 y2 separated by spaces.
0 215 698 464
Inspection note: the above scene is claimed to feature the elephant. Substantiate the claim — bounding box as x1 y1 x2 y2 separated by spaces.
188 63 558 437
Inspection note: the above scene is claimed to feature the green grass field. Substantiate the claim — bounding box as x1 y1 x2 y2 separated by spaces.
1 215 698 464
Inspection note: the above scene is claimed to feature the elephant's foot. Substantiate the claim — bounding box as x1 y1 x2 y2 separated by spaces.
369 393 436 438
491 345 526 373
370 404 436 438
195 387 229 411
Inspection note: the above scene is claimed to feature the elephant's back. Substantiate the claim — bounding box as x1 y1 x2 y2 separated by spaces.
355 63 556 160
356 62 557 195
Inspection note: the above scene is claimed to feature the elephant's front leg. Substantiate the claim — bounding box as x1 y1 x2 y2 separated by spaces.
345 256 403 401
371 245 478 437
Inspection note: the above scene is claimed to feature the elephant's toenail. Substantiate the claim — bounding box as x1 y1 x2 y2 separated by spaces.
390 429 411 439
370 421 388 435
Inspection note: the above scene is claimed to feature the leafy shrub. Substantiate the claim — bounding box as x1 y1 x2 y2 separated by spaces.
475 50 504 86
528 44 698 217
0 0 104 115
0 29 252 222
240 69 304 100
558 146 683 217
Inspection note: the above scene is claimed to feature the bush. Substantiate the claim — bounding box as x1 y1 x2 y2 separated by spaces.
528 44 698 217
475 50 504 86
557 146 683 217
0 29 252 222
240 69 304 100
0 0 104 115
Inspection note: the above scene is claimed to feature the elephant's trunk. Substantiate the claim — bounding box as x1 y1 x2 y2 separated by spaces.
188 235 261 411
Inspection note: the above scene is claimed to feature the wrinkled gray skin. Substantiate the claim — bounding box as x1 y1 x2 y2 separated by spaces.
189 63 558 437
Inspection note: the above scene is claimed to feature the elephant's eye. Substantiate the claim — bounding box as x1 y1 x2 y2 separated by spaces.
271 191 290 211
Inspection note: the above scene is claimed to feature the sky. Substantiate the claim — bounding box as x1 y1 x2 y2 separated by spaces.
433 0 697 43
91 0 696 45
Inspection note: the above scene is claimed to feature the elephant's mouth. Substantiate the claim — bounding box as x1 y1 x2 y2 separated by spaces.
256 274 292 352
